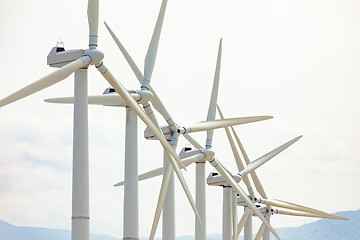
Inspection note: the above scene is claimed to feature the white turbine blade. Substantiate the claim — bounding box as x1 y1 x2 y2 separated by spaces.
114 168 163 187
254 224 266 240
209 158 280 240
104 21 175 126
45 94 129 106
231 125 268 199
186 116 273 133
258 198 329 216
273 209 348 220
206 39 222 148
149 161 172 240
274 199 347 219
254 213 271 240
164 151 202 224
237 207 252 238
45 97 75 104
0 57 90 108
239 136 302 177
96 62 185 168
217 105 252 190
144 0 168 85
114 155 201 187
266 198 338 217
150 157 202 240
87 0 99 43
104 21 143 83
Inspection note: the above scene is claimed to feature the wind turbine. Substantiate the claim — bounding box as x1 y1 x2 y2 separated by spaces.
0 1 103 239
206 133 303 240
0 1 199 240
43 1 199 239
217 108 347 240
252 198 347 240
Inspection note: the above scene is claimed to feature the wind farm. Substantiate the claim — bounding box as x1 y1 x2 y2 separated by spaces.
0 1 359 240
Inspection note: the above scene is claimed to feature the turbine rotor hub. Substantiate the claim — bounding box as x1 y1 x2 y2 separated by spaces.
84 49 104 65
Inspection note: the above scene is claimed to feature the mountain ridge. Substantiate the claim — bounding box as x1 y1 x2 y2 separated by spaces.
0 209 358 240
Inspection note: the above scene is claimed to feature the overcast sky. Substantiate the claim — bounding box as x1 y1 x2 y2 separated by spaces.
0 0 359 238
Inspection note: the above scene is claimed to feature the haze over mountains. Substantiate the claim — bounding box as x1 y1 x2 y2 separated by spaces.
0 209 358 240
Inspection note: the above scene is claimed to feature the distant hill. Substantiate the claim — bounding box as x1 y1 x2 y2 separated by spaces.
1 209 358 240
0 220 119 240
267 209 360 240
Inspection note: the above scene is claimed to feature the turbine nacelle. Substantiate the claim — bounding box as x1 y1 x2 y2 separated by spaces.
47 45 104 69
207 172 241 187
253 207 269 217
47 46 85 68
144 125 172 141
179 146 202 160
236 196 257 207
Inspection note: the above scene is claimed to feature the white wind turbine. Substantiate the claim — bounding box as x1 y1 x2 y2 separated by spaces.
104 16 278 239
253 203 347 240
0 1 201 240
0 1 103 239
207 107 303 240
217 109 348 240
251 183 347 240
44 1 200 239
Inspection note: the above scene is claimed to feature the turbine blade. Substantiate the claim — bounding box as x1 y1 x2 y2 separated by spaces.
149 161 172 240
254 213 271 240
273 209 348 220
187 116 273 133
217 105 253 191
114 155 200 187
87 0 99 45
104 21 175 126
0 57 90 108
114 168 163 187
239 136 302 177
259 198 330 217
206 39 222 149
237 207 251 238
150 154 202 240
165 150 202 225
45 94 128 106
209 158 280 240
254 224 266 240
231 125 268 199
144 0 168 86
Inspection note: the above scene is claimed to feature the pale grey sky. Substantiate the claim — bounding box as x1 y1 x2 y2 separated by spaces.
0 0 359 238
